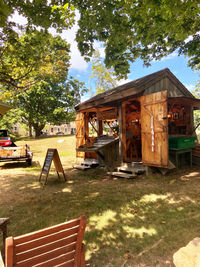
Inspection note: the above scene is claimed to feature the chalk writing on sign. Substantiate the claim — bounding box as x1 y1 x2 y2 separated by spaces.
43 150 54 172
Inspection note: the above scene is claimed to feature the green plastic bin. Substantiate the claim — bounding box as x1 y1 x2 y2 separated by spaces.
169 136 196 149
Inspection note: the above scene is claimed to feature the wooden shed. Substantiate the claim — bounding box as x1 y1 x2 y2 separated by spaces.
0 101 11 116
75 68 200 174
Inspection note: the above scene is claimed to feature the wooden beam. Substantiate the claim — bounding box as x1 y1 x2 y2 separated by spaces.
77 87 142 111
122 102 127 162
84 113 89 141
118 104 123 164
106 121 118 137
78 106 118 113
97 120 103 137
89 121 98 134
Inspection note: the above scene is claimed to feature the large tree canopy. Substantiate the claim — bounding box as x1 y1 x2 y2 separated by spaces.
74 0 200 78
0 0 75 30
14 76 86 137
1 1 200 78
0 30 86 137
0 30 70 89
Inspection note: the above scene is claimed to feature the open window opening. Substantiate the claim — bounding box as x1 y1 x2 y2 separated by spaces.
103 120 119 136
168 103 191 136
76 108 119 163
88 112 98 138
86 108 119 140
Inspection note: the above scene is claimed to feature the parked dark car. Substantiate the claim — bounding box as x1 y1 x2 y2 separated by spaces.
56 131 64 135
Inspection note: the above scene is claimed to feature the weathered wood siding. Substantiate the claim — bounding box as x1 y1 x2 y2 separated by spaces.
141 91 168 168
144 77 184 97
98 140 119 169
75 112 85 158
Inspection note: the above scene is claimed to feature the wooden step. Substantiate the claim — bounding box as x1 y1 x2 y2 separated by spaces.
73 164 91 170
157 160 176 175
82 159 99 166
117 161 146 175
108 171 136 179
121 162 143 168
117 166 145 174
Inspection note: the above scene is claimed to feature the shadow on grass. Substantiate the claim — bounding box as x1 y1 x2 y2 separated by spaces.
0 160 41 170
0 166 200 266
0 162 29 169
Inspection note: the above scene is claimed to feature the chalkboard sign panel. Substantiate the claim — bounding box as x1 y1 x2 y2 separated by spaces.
43 150 54 173
39 149 66 185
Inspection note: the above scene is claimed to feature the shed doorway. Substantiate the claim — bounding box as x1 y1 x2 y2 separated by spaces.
123 99 142 162
122 91 169 168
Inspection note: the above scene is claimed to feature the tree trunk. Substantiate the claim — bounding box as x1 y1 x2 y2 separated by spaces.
33 123 45 138
29 122 33 137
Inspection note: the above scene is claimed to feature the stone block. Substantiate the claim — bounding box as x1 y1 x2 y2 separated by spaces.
173 238 200 267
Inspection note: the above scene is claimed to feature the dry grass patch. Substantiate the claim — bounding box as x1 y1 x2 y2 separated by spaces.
0 136 200 266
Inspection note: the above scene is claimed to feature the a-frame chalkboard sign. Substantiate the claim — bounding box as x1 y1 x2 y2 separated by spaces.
39 149 66 185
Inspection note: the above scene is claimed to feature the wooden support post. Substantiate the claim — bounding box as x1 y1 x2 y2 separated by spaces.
84 112 89 141
98 120 103 137
190 106 195 135
5 237 13 267
118 104 123 164
122 102 127 162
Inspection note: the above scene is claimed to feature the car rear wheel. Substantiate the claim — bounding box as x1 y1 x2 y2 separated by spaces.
26 158 32 166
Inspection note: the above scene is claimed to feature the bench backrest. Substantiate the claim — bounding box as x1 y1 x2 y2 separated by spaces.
5 216 86 267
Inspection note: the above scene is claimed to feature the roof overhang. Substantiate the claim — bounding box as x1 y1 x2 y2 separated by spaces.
75 68 196 112
0 101 12 116
168 97 200 108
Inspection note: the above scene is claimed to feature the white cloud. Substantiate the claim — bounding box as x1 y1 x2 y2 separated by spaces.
53 11 89 72
117 78 132 86
184 84 195 91
160 52 178 61
93 41 105 58
185 35 194 42
81 94 91 102
10 10 89 72
9 11 28 25
152 51 178 63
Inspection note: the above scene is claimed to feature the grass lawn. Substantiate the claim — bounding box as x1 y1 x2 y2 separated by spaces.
0 135 200 266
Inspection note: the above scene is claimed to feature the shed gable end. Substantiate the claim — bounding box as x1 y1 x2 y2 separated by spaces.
144 75 193 98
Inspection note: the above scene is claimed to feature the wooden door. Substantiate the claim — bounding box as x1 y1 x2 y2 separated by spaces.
75 112 85 158
141 91 168 168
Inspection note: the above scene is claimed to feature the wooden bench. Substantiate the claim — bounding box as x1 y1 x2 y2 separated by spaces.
4 216 86 267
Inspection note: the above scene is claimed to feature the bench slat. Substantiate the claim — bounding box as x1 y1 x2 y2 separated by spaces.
6 216 86 267
55 259 74 267
15 240 76 263
14 245 75 267
14 233 77 255
14 219 80 245
33 251 74 267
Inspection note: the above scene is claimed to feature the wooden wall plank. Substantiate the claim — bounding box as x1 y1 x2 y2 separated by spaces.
75 112 85 158
122 103 127 162
118 104 123 164
141 91 168 168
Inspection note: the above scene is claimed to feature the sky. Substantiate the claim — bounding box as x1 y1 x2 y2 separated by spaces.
11 12 199 102
58 13 199 102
